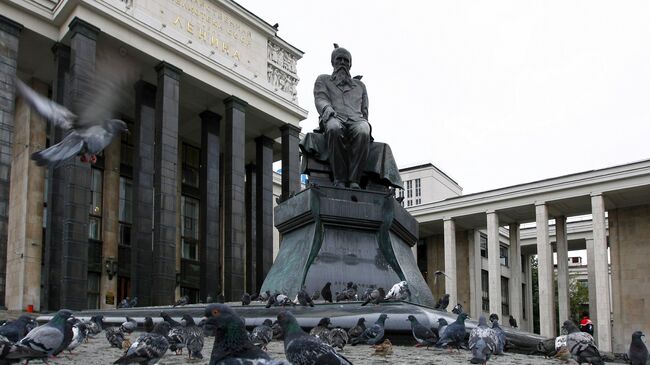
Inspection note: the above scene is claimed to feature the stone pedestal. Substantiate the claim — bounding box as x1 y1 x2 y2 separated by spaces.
260 186 435 307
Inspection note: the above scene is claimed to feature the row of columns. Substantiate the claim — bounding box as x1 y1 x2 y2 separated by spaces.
1 16 303 309
440 195 612 351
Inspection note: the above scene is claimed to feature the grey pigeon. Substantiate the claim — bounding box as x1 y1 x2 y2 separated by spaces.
105 326 127 349
360 288 373 302
241 292 252 306
250 319 274 350
0 315 36 343
121 316 137 334
181 314 204 360
508 315 518 328
277 310 352 365
435 312 469 350
435 318 449 339
407 315 437 348
309 317 332 341
321 282 333 303
265 293 277 308
562 320 604 365
83 315 104 338
272 320 284 340
452 303 464 315
276 294 294 307
167 324 187 355
160 312 181 328
173 295 190 307
144 317 154 333
434 293 450 311
129 297 138 308
433 270 450 286
114 322 170 365
118 297 130 308
347 317 366 344
627 331 648 365
297 288 314 307
4 309 73 362
327 328 348 351
468 316 498 364
52 317 75 356
15 78 129 167
204 304 289 364
351 313 388 345
385 281 411 301
66 320 88 353
361 287 385 306
336 282 356 302
491 319 506 354
311 290 321 301
489 313 499 323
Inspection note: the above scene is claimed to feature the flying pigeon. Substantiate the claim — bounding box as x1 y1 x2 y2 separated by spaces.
435 312 469 351
627 331 648 365
468 316 498 364
561 320 604 365
241 292 252 306
0 315 36 343
143 317 154 333
351 314 388 345
434 293 450 311
491 319 506 354
277 310 352 365
181 314 204 360
4 309 73 362
309 317 332 341
204 304 289 364
508 315 518 329
250 319 274 350
114 322 170 365
433 270 450 286
347 317 366 343
407 315 437 348
321 282 333 303
327 328 349 351
14 78 129 167
361 287 385 306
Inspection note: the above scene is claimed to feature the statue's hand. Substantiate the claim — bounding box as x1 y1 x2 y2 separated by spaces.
320 105 336 123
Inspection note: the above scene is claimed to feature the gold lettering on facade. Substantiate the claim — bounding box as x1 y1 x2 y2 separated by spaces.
186 21 194 34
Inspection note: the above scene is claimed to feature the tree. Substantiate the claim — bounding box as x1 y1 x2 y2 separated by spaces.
569 278 589 322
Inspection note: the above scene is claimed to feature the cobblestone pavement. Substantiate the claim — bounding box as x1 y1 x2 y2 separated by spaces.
35 331 618 365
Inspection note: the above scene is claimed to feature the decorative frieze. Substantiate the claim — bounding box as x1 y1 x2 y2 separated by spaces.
267 41 299 101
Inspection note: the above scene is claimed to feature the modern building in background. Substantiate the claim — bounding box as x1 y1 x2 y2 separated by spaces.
0 0 306 311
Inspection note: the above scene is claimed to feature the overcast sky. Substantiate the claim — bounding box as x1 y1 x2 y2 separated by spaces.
244 1 650 194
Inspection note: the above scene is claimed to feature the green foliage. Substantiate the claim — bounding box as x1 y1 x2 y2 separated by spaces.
531 256 540 334
569 278 589 322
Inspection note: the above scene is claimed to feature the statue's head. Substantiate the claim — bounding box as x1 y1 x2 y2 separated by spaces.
331 43 352 71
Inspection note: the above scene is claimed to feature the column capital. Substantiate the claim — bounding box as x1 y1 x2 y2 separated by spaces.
51 42 70 59
224 95 248 111
486 209 497 215
68 17 100 40
199 110 222 123
0 15 24 36
590 192 603 198
443 217 454 222
535 201 546 207
155 61 183 80
280 123 301 136
134 80 157 100
255 135 275 148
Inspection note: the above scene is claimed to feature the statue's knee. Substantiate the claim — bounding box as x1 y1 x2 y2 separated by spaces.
325 119 343 135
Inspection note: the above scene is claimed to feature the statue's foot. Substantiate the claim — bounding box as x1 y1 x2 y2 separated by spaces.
333 180 346 188
349 182 361 190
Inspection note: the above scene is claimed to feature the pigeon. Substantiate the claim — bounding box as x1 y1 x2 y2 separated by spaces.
627 331 648 365
241 292 251 306
296 288 314 307
561 320 604 365
181 314 204 360
468 316 498 364
336 282 357 302
167 323 187 355
488 313 499 324
265 293 277 309
258 291 270 303
250 319 274 350
351 314 388 345
434 293 450 311
372 339 393 356
114 322 170 365
174 295 190 307
271 320 284 340
491 319 506 354
276 294 294 307
508 315 518 329
160 312 181 328
204 304 289 364
327 328 348 351
407 315 437 348
360 288 373 302
435 318 449 339
66 320 88 353
435 312 469 350
433 270 450 286
250 292 259 301
0 315 36 343
121 317 138 334
144 317 154 333
15 78 129 167
129 297 138 308
52 317 75 356
309 317 332 341
321 282 333 303
311 290 321 301
83 315 104 338
118 297 131 308
452 303 464 315
385 281 411 301
206 294 214 303
106 326 127 349
361 287 385 306
277 310 352 365
3 309 73 362
347 317 366 344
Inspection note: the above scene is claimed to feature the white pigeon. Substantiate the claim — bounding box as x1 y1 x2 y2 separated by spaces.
384 281 410 301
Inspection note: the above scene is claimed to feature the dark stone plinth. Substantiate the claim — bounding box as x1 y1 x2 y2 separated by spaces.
260 186 434 307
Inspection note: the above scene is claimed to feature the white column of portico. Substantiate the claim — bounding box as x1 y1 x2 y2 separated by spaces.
509 224 522 327
591 193 612 352
468 230 482 318
525 254 534 332
536 202 556 337
443 218 458 308
486 211 502 321
555 216 570 328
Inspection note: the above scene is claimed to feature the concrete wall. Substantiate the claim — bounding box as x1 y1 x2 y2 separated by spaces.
609 204 650 353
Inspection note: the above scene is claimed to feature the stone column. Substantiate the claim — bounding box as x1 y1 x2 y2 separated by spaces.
99 137 120 309
443 218 457 308
5 79 46 311
509 223 523 328
279 124 301 202
132 80 156 306
591 193 612 352
199 110 221 300
536 202 555 337
486 210 502 321
151 62 181 306
255 136 274 291
245 163 256 293
223 96 247 301
555 216 570 327
58 18 100 310
0 15 23 307
525 254 534 332
468 229 482 318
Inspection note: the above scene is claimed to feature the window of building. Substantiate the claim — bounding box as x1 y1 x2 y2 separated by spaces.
120 121 134 167
522 283 527 319
415 178 421 198
182 143 200 188
89 168 103 240
480 233 488 258
406 180 412 198
119 176 133 248
181 196 200 261
501 276 510 315
481 270 489 312
87 272 100 309
500 245 509 267
522 254 526 273
397 189 404 206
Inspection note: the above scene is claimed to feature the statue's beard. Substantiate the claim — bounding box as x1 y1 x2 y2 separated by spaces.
331 66 352 87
